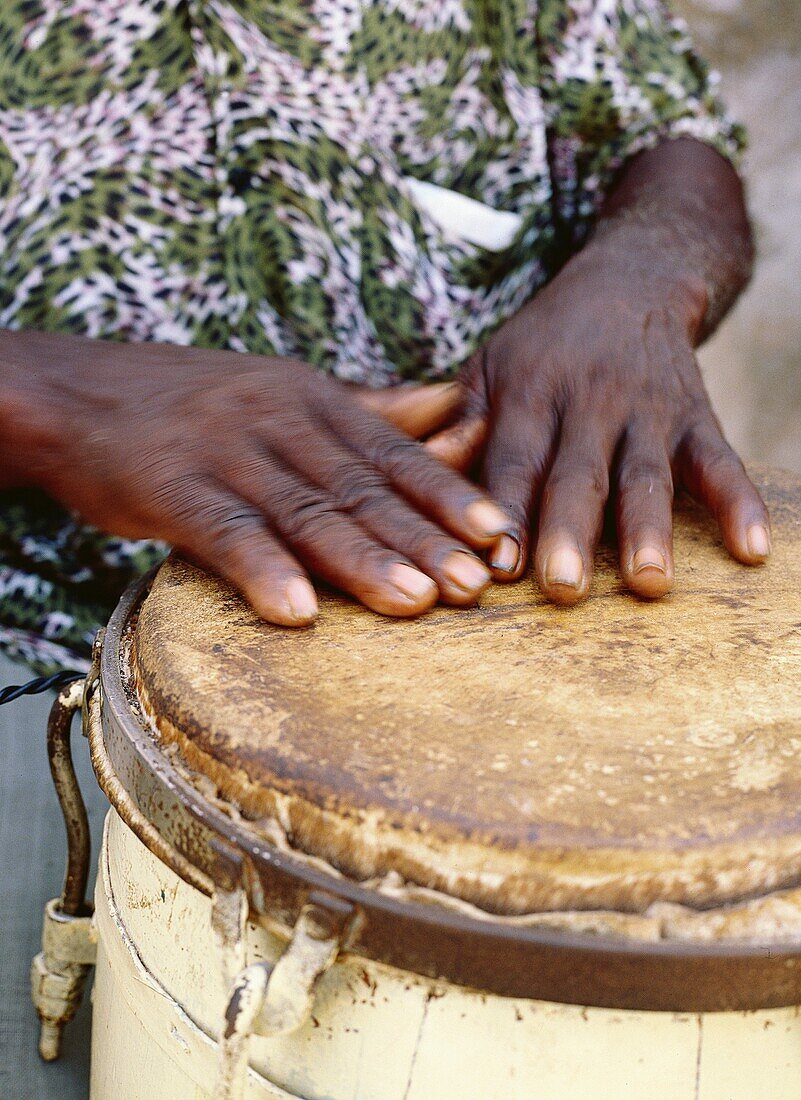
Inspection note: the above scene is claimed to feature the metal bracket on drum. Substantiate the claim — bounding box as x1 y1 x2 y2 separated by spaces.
210 838 250 990
215 895 356 1100
31 897 97 1062
31 675 98 1061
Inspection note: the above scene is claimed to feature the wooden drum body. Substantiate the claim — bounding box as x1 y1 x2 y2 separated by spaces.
91 809 801 1100
73 469 801 1098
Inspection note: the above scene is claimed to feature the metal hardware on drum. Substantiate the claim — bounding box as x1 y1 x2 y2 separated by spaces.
31 677 96 1062
216 899 354 1100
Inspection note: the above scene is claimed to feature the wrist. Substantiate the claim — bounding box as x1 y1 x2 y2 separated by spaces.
570 222 711 343
591 139 754 342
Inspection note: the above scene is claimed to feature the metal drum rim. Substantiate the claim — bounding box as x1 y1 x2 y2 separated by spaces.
94 570 801 1012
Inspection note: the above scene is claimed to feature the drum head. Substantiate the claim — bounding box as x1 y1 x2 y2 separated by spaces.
133 468 801 916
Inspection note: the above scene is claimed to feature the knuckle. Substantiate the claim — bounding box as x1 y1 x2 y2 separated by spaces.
679 413 718 453
698 442 742 483
149 472 209 520
485 463 531 511
355 493 448 559
422 528 456 556
337 470 390 517
490 434 550 483
395 461 460 511
204 513 262 562
279 494 340 543
502 509 528 539
399 526 451 560
376 435 429 480
547 459 609 502
618 457 673 496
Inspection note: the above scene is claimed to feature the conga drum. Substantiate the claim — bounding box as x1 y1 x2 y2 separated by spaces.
34 468 801 1099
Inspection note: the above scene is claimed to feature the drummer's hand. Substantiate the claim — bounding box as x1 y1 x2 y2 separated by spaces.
0 332 510 623
426 141 771 605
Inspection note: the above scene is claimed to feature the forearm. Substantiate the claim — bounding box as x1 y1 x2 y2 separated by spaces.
584 137 754 344
0 327 63 490
0 328 230 492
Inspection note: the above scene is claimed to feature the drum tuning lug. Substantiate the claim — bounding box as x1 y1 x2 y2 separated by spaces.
31 677 96 1061
81 628 105 719
47 679 91 916
31 899 97 1062
90 627 105 677
214 898 354 1100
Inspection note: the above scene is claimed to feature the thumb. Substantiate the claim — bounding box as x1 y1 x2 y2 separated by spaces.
353 381 462 438
425 415 489 472
424 355 489 471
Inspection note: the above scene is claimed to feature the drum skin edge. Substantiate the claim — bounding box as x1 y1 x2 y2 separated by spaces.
90 570 801 1013
133 660 801 921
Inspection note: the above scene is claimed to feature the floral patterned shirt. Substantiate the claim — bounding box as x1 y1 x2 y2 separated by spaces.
0 0 741 673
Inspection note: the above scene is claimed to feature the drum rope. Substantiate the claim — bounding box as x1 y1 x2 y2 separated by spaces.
0 669 85 706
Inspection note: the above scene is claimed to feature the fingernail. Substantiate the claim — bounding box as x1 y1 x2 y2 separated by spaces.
285 576 318 621
442 551 491 593
544 547 584 589
747 524 771 559
465 500 509 537
388 563 438 602
632 547 667 576
489 535 520 574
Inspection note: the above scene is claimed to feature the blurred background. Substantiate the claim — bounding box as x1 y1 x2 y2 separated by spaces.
676 0 801 472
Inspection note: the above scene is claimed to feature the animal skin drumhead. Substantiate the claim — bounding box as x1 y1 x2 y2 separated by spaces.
132 468 801 917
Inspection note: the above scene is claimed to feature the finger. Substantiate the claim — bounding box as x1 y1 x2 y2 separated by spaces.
677 417 771 564
321 397 509 547
156 477 319 626
263 428 491 605
425 414 488 472
355 381 462 438
480 388 559 582
222 453 441 617
615 425 675 599
534 412 617 605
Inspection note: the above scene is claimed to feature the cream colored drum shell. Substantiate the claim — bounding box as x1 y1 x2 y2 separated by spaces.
92 808 801 1100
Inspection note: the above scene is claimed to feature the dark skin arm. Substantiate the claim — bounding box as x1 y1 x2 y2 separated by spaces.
0 338 506 622
428 137 770 602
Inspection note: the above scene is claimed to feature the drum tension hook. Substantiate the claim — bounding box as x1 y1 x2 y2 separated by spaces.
215 894 356 1100
31 674 98 1062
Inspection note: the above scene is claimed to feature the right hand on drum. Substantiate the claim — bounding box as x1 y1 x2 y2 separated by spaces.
0 330 510 624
